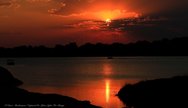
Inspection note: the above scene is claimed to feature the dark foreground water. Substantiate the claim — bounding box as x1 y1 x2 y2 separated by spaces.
1 57 188 108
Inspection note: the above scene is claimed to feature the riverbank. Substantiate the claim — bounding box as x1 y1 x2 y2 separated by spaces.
0 66 101 108
117 76 188 108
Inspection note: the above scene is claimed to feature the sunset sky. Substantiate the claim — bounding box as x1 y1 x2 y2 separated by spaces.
0 0 188 47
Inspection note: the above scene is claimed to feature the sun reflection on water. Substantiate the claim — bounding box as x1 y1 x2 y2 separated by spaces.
105 79 110 103
103 63 112 76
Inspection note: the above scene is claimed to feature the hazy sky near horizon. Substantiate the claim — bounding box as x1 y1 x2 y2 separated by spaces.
0 0 188 47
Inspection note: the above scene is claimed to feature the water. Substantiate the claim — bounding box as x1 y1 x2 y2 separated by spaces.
1 57 188 108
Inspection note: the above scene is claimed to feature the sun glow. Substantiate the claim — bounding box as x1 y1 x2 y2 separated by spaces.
103 64 112 76
105 18 111 23
105 18 112 26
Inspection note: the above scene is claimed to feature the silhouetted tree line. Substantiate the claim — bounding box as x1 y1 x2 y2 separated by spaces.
0 37 188 57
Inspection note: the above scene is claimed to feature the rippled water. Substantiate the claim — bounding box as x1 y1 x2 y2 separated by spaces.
1 57 188 107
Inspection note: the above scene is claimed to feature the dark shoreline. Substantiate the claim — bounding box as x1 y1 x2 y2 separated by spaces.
0 66 101 108
117 76 188 108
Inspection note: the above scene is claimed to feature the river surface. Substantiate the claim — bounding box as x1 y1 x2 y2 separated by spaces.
1 57 188 108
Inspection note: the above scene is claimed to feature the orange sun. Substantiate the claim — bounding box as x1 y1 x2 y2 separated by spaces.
105 18 112 26
105 18 111 23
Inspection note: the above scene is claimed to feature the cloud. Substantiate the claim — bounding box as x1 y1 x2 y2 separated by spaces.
0 0 20 8
47 20 106 31
47 0 140 20
1 0 188 19
26 0 52 3
105 16 188 41
0 0 12 5
47 11 188 40
0 2 11 7
124 0 188 15
46 0 188 22
48 0 87 16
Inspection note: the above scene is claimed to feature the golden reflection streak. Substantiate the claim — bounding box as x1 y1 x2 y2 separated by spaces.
105 79 110 103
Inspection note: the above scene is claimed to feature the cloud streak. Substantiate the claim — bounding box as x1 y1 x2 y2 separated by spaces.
0 0 20 8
